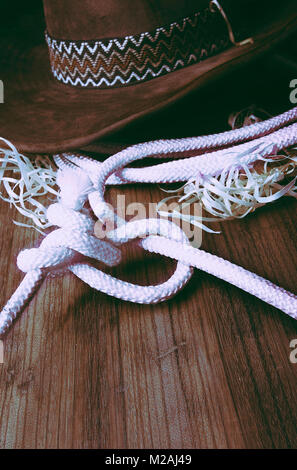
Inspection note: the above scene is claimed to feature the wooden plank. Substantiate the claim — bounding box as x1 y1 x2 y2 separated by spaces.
0 182 296 449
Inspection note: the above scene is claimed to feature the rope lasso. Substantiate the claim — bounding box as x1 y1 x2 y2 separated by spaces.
1 108 297 336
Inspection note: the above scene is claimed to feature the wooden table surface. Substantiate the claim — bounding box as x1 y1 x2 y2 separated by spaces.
0 179 296 449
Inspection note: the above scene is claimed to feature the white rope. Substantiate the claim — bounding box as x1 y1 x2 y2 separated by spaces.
1 108 297 336
57 107 297 185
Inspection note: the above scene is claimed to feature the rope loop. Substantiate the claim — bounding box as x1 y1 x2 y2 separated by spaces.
1 107 297 336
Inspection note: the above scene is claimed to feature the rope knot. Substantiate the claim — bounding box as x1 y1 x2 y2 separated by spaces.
1 112 297 337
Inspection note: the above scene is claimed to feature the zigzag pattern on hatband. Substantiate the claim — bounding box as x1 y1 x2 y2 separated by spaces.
45 6 230 89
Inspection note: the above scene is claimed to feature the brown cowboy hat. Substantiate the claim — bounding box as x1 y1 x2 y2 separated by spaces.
0 0 297 154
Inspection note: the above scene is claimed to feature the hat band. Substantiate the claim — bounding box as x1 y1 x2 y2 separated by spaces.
45 6 230 89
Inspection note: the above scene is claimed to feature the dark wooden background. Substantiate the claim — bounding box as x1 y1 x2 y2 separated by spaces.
0 180 296 449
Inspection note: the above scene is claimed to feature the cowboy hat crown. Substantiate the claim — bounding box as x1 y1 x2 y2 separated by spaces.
0 0 296 152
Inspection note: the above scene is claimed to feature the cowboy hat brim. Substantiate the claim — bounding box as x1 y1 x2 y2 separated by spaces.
0 3 297 154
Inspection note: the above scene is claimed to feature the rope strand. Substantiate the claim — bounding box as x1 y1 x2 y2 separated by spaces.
1 108 297 336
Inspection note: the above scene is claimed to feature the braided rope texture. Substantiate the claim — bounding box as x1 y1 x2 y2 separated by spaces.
60 108 297 185
1 108 297 336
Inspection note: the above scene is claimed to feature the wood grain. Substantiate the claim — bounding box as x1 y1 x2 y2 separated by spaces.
0 180 296 449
